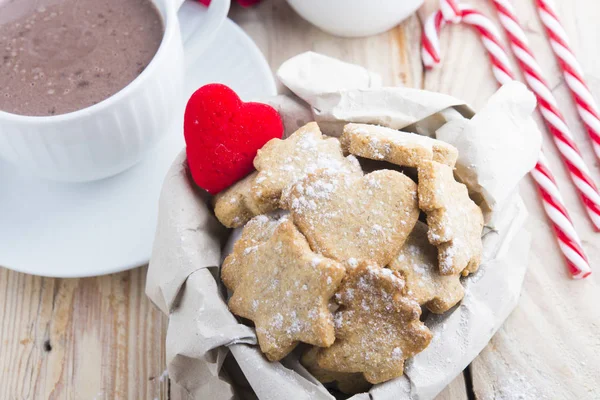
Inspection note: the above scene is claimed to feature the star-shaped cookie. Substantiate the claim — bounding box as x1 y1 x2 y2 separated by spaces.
221 214 284 290
221 218 346 361
388 222 465 314
316 263 432 384
418 161 484 276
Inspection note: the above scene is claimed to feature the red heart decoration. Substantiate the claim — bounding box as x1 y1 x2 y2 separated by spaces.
184 83 283 194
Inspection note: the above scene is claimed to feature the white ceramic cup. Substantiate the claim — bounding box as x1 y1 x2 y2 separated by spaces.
286 0 424 38
0 0 230 182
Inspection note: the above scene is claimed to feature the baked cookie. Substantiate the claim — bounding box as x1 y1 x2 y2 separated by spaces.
213 122 360 228
221 218 346 361
221 214 283 290
285 169 419 268
388 222 464 314
213 172 270 228
316 263 432 384
301 347 371 395
254 122 361 207
418 161 484 276
340 123 458 168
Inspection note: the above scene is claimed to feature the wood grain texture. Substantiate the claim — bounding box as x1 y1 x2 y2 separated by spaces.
434 373 469 400
230 0 423 89
1 0 599 399
413 0 600 399
0 267 168 400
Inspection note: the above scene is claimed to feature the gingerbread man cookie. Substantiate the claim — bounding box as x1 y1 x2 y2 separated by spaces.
389 222 465 314
418 161 484 276
285 169 419 267
341 123 458 168
315 263 432 384
221 217 346 361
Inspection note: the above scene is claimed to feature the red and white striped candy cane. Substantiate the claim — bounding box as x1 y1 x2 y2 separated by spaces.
421 1 592 278
421 5 512 83
533 153 591 279
488 0 600 232
426 0 600 231
535 0 600 164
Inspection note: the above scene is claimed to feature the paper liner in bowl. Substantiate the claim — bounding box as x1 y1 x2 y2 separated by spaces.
146 52 542 399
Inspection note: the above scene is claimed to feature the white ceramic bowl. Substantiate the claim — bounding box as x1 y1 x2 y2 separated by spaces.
0 0 229 182
286 0 424 38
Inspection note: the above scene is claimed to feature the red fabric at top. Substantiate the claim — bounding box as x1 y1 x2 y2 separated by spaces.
198 0 261 7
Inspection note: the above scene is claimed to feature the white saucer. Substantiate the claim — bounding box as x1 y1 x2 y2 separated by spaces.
0 2 277 278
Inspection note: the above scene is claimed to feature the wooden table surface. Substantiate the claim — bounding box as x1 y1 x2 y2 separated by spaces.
2 0 599 399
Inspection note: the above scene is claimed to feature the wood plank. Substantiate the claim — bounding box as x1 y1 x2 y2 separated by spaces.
0 267 168 400
434 373 468 400
2 1 596 400
417 0 502 107
230 0 424 88
415 0 600 398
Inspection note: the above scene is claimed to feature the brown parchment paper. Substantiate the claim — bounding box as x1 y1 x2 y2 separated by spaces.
146 52 542 400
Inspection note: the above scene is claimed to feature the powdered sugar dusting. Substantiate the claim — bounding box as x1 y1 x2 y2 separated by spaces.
419 161 483 276
344 123 457 168
287 169 418 268
243 245 259 255
391 347 403 359
257 126 362 208
271 313 284 330
366 264 404 288
324 264 431 380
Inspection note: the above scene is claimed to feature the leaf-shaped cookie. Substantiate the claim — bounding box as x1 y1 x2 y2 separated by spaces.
316 263 432 384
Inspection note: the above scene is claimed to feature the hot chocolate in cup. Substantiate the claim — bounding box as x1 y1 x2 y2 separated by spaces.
0 0 230 182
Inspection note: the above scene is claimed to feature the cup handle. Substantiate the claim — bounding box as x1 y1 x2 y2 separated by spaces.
173 0 230 39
